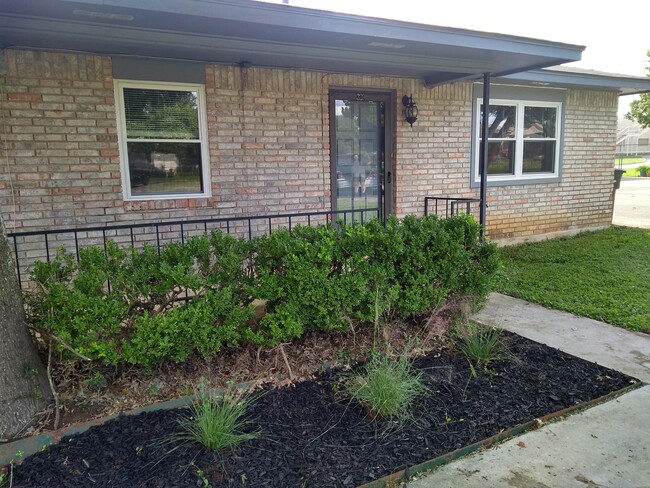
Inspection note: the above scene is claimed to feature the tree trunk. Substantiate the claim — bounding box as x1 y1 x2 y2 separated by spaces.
0 214 51 440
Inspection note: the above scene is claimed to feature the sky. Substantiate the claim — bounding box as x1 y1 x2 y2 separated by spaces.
260 0 649 118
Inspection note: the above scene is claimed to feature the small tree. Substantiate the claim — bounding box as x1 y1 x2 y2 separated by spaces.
0 214 51 439
626 50 650 128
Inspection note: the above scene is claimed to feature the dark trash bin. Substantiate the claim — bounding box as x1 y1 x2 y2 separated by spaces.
613 168 625 200
614 168 624 190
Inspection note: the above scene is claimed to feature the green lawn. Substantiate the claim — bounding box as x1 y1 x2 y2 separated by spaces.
493 226 650 333
615 155 645 166
616 155 646 176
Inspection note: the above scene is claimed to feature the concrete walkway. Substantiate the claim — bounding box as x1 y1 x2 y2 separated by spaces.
409 293 650 488
613 177 650 229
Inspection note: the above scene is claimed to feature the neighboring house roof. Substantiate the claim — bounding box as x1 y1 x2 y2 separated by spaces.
616 119 650 147
618 119 650 136
499 66 650 95
0 0 584 86
618 119 639 131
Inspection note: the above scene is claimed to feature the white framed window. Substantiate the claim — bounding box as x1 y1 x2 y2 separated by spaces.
114 80 210 200
474 99 562 184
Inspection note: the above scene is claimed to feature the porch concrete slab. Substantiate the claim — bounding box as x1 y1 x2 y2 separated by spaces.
408 293 650 488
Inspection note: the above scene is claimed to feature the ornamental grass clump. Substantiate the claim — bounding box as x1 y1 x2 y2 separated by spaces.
175 388 260 452
345 353 425 421
457 325 505 368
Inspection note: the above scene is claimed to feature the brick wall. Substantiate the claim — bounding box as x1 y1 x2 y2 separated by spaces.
0 50 121 231
206 65 329 218
396 83 476 217
484 90 618 241
1 48 618 244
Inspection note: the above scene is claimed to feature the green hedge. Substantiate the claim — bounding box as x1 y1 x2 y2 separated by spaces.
27 215 499 369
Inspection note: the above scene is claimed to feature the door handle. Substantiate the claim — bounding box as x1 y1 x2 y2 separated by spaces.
387 171 392 184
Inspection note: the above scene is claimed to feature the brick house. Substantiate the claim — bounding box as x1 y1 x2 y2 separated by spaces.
2 0 650 274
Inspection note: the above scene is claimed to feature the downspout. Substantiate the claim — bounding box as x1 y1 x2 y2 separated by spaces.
479 73 490 241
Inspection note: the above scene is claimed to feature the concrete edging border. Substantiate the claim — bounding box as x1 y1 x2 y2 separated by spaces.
357 381 643 488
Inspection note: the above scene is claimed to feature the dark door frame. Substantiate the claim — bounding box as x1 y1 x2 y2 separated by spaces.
328 88 396 220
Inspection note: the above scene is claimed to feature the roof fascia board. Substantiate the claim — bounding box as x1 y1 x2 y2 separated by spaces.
500 69 650 95
0 15 497 74
58 0 584 60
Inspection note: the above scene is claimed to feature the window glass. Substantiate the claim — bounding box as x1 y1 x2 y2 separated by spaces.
128 142 202 195
117 82 208 199
523 141 556 173
481 105 516 138
124 88 199 140
487 141 515 175
524 107 556 139
477 99 561 182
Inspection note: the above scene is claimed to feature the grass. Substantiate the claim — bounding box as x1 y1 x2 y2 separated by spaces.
173 388 260 452
623 165 650 177
344 352 425 421
616 155 646 176
494 226 650 333
615 155 645 166
623 167 642 177
457 326 505 367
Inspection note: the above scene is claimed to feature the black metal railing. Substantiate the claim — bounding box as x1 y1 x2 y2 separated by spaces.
424 196 481 220
8 208 379 290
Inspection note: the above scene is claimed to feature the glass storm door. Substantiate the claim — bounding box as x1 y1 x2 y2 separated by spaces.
330 92 392 223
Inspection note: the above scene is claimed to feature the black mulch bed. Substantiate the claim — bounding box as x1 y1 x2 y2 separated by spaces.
10 333 637 488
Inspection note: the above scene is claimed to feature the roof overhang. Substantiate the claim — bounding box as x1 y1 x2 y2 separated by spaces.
0 0 585 86
497 67 650 96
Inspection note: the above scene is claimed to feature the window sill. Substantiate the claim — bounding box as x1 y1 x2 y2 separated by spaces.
470 175 561 188
124 192 211 202
122 196 214 212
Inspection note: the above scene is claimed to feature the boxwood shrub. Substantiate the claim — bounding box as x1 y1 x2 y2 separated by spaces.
26 215 499 368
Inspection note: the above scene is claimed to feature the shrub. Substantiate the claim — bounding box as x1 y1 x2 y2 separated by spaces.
637 165 650 176
251 225 361 344
120 287 255 369
26 214 499 368
333 218 402 324
27 232 255 368
83 372 107 391
343 352 425 421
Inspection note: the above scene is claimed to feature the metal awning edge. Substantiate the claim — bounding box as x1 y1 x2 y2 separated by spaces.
499 68 650 95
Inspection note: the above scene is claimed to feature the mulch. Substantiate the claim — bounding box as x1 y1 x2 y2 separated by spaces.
8 332 636 487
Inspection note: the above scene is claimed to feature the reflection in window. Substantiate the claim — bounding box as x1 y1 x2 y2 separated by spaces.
128 142 202 195
523 141 556 173
117 82 208 199
482 105 516 138
487 141 515 175
524 107 556 138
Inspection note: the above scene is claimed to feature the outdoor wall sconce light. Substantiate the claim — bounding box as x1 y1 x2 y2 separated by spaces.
402 94 418 127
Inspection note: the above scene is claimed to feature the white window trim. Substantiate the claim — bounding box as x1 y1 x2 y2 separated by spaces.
114 79 211 201
474 98 562 184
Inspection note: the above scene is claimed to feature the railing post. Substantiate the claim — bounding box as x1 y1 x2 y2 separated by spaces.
12 236 22 291
479 72 491 241
44 234 50 262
